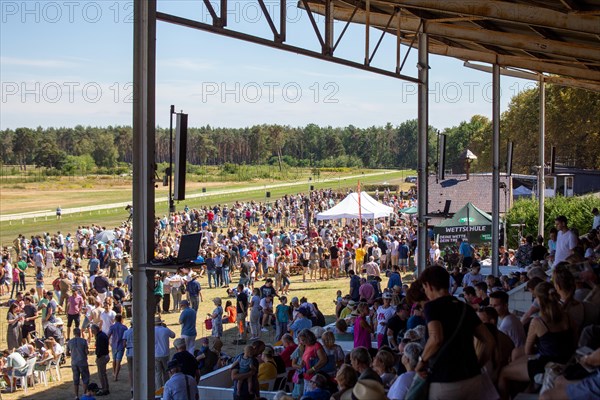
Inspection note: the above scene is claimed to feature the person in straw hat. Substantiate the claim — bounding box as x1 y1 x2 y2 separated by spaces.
343 379 387 400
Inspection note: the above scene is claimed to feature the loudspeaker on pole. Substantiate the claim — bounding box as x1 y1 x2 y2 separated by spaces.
174 113 188 201
550 146 556 175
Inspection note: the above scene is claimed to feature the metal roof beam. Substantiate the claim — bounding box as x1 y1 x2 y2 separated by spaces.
431 43 600 82
384 0 600 35
155 11 420 83
303 3 600 63
463 61 600 92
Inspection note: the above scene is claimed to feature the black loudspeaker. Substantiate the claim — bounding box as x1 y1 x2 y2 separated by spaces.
266 191 271 198
443 200 451 215
550 146 556 175
438 134 446 181
202 187 206 193
174 113 188 201
506 141 514 176
310 185 314 191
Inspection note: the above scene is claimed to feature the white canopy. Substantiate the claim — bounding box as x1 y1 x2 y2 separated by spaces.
316 192 394 220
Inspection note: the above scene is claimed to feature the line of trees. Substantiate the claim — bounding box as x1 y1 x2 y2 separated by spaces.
1 85 597 174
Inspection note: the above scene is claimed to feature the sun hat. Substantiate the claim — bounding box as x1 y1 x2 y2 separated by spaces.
382 292 392 299
173 338 186 349
154 315 164 325
348 379 387 400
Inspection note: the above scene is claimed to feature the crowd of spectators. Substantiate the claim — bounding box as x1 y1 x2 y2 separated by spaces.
1 188 599 400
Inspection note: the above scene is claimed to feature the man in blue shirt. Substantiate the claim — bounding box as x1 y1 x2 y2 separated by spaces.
88 256 100 275
186 273 202 312
349 270 361 302
387 265 402 290
398 239 410 273
122 323 134 396
458 238 474 270
91 324 110 396
289 309 312 339
107 314 128 382
162 360 199 400
179 300 197 354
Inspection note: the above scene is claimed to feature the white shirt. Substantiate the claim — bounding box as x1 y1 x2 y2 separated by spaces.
593 214 600 230
162 371 198 400
259 298 272 312
100 310 116 335
553 229 578 267
388 371 416 400
375 305 395 335
154 326 175 358
498 313 526 348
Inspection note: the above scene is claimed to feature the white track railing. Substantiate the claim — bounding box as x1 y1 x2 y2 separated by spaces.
1 171 396 223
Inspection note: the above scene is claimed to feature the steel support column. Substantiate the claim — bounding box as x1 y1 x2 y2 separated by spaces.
133 1 156 399
417 28 428 275
538 77 545 237
492 64 500 277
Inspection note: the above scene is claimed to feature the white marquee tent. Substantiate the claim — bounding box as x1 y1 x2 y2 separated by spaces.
316 192 394 220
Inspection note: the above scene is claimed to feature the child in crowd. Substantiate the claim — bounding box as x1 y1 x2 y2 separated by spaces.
275 296 290 341
260 295 274 332
81 382 99 400
231 345 256 396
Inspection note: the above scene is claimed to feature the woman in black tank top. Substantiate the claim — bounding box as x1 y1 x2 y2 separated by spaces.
499 282 575 399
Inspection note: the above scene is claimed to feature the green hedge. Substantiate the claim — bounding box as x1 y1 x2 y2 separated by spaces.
506 195 600 247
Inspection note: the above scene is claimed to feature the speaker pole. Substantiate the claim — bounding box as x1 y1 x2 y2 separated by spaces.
168 105 175 214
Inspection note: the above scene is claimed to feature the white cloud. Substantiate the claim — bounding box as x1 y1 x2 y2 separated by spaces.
0 57 81 68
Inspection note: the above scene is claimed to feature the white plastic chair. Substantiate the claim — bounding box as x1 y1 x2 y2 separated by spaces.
11 357 36 393
50 353 63 381
34 360 53 387
274 371 288 391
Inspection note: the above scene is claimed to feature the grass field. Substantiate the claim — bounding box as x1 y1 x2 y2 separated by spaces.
0 169 414 246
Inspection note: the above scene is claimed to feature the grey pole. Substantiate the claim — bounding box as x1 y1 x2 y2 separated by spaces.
417 26 429 275
492 65 500 277
538 77 545 237
133 1 157 399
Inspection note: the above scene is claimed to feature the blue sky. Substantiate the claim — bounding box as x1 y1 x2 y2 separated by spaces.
0 0 535 130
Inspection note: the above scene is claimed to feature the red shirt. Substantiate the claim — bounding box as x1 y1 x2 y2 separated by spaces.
302 342 323 381
280 343 297 367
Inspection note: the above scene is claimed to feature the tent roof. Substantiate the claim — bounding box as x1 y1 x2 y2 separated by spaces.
513 185 533 196
399 206 418 214
437 202 492 227
316 192 394 220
